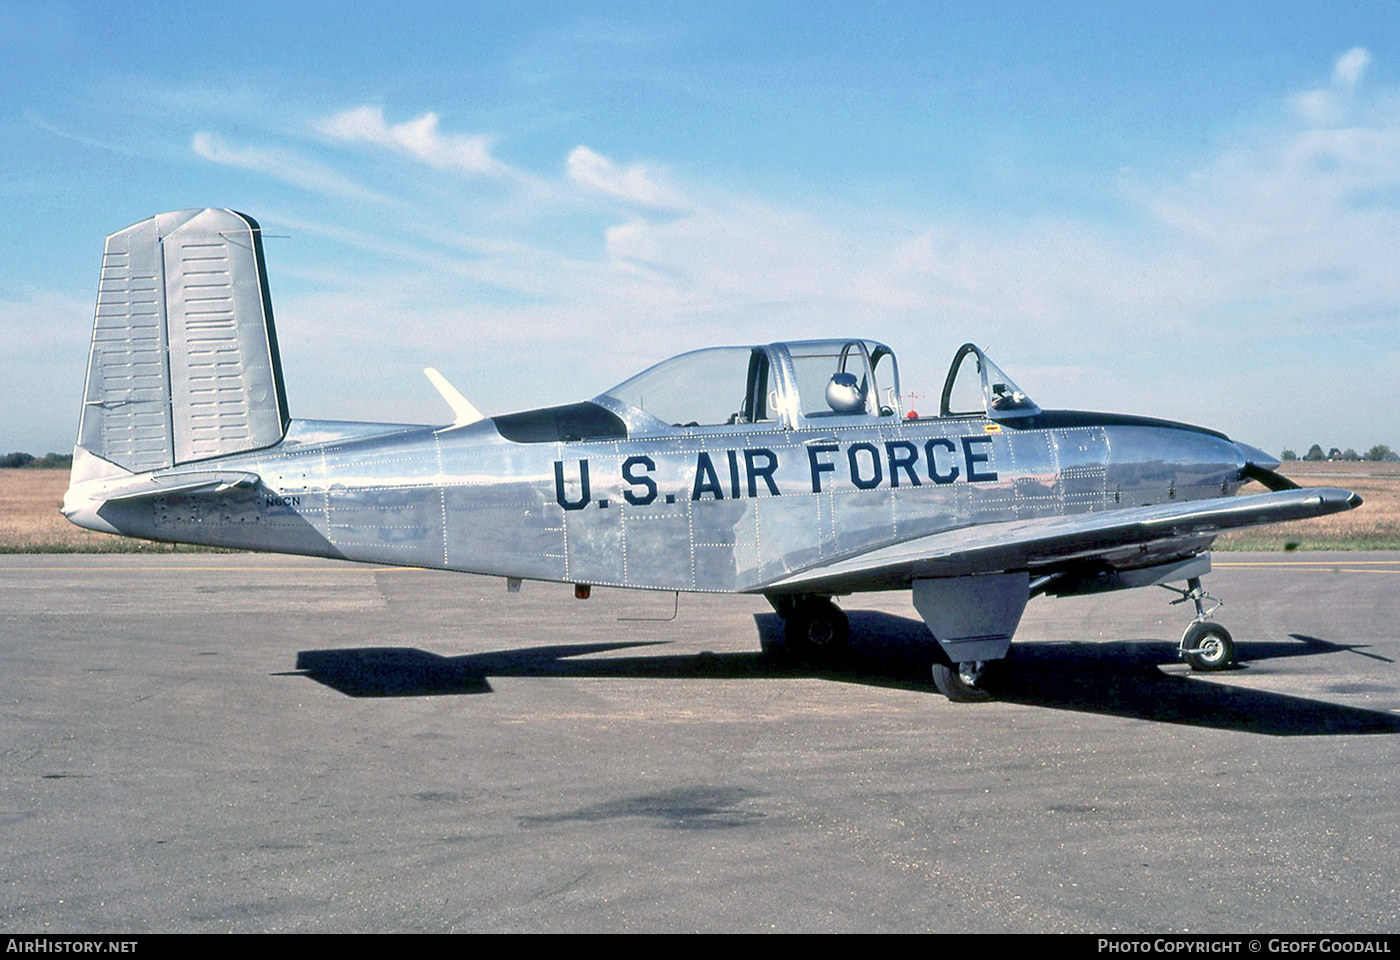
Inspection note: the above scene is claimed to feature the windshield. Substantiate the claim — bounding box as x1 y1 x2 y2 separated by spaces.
597 338 901 431
598 346 761 427
939 344 1040 419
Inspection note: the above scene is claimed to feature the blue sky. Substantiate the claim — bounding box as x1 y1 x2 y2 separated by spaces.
3 1 1398 457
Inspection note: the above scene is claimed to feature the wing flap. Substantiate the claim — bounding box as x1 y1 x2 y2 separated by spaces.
761 487 1361 593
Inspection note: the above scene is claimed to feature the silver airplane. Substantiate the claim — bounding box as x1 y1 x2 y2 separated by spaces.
63 209 1363 700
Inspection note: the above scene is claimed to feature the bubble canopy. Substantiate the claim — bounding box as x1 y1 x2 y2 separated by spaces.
594 339 905 433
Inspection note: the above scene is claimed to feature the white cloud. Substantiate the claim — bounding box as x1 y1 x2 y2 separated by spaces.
1141 119 1400 323
174 55 1400 453
1334 47 1370 88
315 105 514 179
566 145 691 211
191 131 388 203
1293 46 1371 123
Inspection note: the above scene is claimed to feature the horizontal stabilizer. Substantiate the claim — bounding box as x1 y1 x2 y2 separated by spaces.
93 469 263 503
62 453 263 535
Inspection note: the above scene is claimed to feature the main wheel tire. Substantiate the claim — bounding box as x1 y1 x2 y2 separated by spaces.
931 661 993 702
782 598 850 661
1182 621 1235 672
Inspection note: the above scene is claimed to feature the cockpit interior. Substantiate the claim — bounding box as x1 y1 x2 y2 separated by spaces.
591 339 1037 434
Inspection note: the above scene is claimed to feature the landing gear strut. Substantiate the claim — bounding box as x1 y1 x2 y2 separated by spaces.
1163 576 1235 671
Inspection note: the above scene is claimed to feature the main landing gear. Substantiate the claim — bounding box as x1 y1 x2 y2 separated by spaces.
1163 576 1235 671
930 660 993 703
764 595 850 661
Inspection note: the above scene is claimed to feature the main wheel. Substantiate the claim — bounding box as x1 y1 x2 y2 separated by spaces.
1182 621 1234 671
931 661 993 702
781 598 850 661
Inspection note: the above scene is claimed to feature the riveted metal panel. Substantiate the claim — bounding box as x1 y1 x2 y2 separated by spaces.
78 213 182 472
164 209 287 464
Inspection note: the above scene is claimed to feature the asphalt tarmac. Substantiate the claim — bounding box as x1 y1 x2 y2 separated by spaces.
2 552 1398 933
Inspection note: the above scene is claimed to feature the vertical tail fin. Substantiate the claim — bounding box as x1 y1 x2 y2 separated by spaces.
76 208 290 475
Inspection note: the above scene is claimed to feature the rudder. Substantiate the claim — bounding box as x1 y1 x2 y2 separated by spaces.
77 208 290 474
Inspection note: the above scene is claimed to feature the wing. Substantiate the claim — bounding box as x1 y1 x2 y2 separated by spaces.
759 487 1362 595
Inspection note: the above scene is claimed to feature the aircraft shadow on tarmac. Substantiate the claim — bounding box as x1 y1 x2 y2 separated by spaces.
291 611 1400 736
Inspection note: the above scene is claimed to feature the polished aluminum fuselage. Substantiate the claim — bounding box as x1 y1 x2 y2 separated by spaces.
92 411 1245 595
62 211 1364 685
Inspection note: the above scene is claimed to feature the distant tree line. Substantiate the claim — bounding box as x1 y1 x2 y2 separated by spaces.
0 452 74 469
1280 444 1397 462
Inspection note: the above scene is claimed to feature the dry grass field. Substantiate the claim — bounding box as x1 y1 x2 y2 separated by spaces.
0 468 213 553
1215 460 1400 550
3 461 1396 553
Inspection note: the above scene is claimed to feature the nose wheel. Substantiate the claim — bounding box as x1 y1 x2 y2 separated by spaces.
1180 621 1234 671
1163 576 1235 671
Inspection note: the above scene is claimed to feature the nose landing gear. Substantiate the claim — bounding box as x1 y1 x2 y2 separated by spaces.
1163 576 1235 671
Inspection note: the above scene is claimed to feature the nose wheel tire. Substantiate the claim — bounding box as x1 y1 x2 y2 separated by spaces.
1181 621 1234 672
